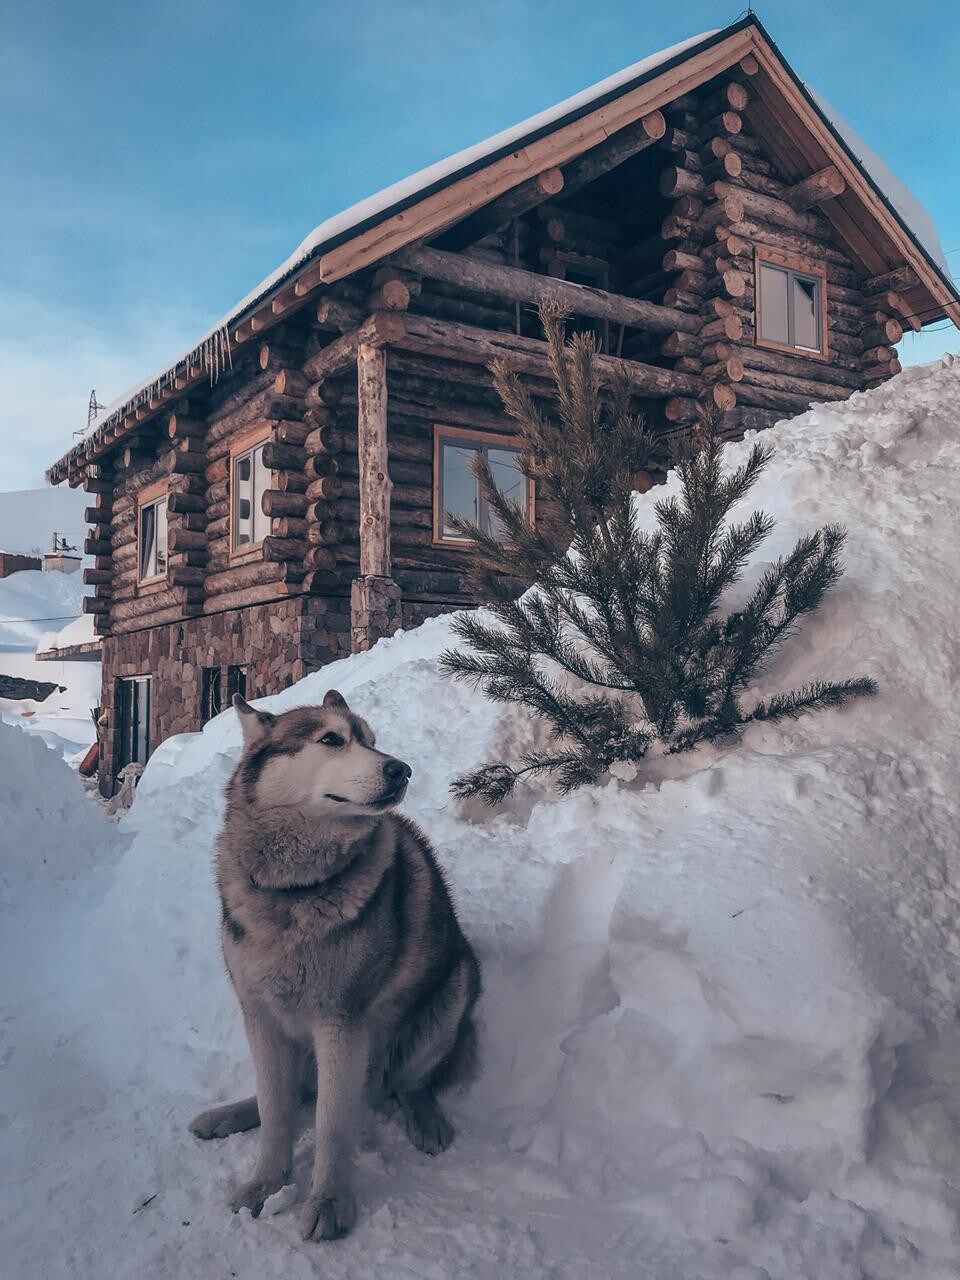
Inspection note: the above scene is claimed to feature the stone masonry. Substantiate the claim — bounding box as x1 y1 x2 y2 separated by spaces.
100 593 351 795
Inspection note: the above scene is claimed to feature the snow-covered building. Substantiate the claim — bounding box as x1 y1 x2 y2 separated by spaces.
43 15 958 793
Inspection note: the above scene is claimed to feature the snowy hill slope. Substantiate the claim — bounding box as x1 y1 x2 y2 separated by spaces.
5 356 960 1279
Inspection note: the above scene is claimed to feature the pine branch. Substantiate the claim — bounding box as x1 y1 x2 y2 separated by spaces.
440 304 877 800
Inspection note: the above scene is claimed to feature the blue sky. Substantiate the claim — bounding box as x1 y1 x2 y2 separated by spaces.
2 0 957 489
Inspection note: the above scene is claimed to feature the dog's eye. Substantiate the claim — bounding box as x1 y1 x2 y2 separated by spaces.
319 732 344 747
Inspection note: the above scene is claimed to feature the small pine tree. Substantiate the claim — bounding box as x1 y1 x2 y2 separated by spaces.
439 305 877 802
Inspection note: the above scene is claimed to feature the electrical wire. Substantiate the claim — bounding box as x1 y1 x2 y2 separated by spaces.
0 614 82 625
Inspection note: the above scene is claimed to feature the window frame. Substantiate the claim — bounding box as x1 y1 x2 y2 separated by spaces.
136 480 170 589
754 248 829 361
229 422 274 561
432 425 535 548
201 666 223 723
116 674 152 771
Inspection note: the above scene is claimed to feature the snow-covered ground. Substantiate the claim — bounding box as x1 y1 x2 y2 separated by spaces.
0 569 100 756
5 356 960 1278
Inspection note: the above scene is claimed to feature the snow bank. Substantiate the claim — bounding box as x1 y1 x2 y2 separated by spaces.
7 357 960 1278
0 569 100 755
0 718 113 891
36 610 97 653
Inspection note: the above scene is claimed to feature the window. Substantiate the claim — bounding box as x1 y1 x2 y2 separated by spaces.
232 440 270 552
201 667 222 722
138 491 168 583
117 676 151 769
757 256 825 355
226 665 247 702
434 428 532 544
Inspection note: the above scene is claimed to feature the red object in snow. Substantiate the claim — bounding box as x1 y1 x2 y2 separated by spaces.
78 741 100 777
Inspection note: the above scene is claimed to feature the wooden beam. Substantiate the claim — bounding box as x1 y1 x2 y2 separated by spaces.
394 312 706 401
302 311 406 382
556 110 666 199
864 266 920 295
439 108 666 251
356 343 392 578
439 167 564 250
783 165 846 212
315 30 753 283
394 244 700 335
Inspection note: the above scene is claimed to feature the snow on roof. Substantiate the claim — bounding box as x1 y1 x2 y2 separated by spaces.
70 21 954 454
809 86 950 276
35 612 97 656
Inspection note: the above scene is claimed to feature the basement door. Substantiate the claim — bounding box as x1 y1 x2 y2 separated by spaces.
117 675 152 769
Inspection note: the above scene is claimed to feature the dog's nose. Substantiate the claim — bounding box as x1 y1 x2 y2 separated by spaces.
384 758 412 783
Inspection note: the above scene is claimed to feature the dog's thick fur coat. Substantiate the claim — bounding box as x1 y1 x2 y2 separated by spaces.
189 690 481 1241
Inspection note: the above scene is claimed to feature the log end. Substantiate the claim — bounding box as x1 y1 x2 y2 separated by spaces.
641 109 667 141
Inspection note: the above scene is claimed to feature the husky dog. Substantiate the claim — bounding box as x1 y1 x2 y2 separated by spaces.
189 690 481 1241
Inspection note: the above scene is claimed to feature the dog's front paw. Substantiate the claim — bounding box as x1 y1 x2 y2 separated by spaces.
189 1096 259 1139
229 1174 288 1218
300 1185 357 1241
190 1108 238 1141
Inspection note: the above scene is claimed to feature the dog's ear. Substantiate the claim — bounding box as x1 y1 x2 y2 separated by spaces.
322 689 349 712
233 694 276 746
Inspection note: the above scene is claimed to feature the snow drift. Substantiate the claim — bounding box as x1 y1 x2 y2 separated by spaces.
6 356 960 1279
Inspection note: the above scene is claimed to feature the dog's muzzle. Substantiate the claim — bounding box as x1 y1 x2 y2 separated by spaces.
376 757 412 805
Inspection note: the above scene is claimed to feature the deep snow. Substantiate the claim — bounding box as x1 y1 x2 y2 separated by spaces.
6 356 960 1278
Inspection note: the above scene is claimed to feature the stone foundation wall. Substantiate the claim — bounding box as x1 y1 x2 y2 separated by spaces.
99 594 351 794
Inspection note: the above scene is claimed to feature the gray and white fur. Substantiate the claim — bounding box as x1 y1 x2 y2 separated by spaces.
189 689 481 1241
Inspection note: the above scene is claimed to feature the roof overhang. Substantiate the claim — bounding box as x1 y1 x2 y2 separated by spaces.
48 15 958 485
35 640 101 663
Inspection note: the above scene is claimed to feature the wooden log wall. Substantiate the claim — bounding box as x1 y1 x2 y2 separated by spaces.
76 65 919 641
82 463 115 636
634 85 748 429
638 64 904 435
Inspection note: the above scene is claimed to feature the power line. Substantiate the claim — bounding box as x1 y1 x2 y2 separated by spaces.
0 614 82 625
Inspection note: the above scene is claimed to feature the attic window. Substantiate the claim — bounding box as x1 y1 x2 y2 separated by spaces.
756 253 827 356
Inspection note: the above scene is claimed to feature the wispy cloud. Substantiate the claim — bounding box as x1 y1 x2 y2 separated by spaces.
0 286 209 488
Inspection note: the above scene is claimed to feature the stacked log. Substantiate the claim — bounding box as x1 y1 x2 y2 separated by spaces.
300 361 352 594
104 432 189 625
686 97 904 416
81 465 114 635
163 411 207 613
653 80 752 428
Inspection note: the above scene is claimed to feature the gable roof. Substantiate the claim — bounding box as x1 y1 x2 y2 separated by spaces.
49 15 959 484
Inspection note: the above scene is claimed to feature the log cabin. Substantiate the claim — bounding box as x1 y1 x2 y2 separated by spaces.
45 16 959 794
